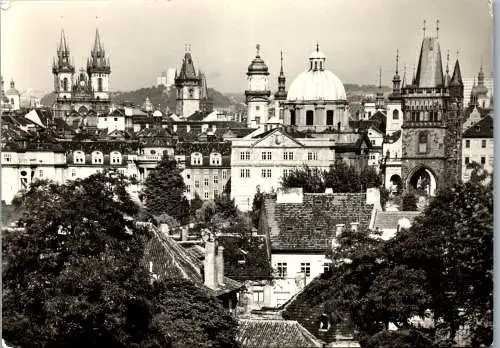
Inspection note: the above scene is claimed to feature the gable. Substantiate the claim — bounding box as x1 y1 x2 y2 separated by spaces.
252 129 303 148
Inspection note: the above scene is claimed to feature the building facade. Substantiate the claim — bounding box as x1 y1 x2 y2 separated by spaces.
229 127 336 211
52 29 111 119
461 115 493 181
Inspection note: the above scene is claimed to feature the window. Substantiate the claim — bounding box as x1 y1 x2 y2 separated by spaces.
110 151 122 165
261 169 272 178
71 169 76 177
252 289 264 304
222 170 227 179
187 174 191 179
98 77 103 92
204 192 209 199
482 140 487 148
73 151 85 164
114 117 118 121
323 263 330 273
210 152 222 166
240 169 250 178
3 153 11 162
195 180 200 188
300 263 311 277
418 132 428 154
306 110 314 126
283 169 289 178
393 109 399 120
92 151 103 164
283 152 294 160
465 157 470 165
150 150 156 155
256 105 260 111
186 185 191 193
277 263 287 278
319 314 331 331
261 151 272 160
213 189 218 197
63 77 68 91
38 170 43 177
371 140 375 145
465 140 470 148
370 155 376 160
326 110 334 125
308 152 318 160
188 88 194 98
240 151 251 160
290 109 296 125
191 152 203 165
204 177 209 186
213 175 218 184
481 157 486 165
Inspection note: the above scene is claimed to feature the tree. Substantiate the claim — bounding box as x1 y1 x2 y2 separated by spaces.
251 188 265 228
280 165 325 193
142 155 190 224
3 172 239 347
189 192 204 218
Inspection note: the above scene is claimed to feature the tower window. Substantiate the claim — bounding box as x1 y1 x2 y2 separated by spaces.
481 157 486 165
392 109 399 120
306 110 314 126
188 88 194 98
326 110 334 125
98 77 103 92
256 105 260 111
465 140 470 148
418 132 428 154
482 140 487 148
63 78 69 91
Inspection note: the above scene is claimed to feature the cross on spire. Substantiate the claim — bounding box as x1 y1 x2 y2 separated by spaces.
423 20 426 37
395 49 399 74
446 49 450 74
436 19 439 38
256 44 260 57
316 41 319 52
378 67 382 88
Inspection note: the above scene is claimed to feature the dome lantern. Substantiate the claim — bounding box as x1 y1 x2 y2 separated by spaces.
308 43 326 71
247 43 270 76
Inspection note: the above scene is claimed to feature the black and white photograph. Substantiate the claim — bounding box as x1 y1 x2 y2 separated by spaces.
0 0 494 347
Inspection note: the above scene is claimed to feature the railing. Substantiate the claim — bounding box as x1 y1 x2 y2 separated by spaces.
136 155 162 161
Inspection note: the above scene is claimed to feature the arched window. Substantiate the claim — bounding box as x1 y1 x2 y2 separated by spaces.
337 121 341 132
73 150 85 164
10 98 14 105
210 152 222 166
418 132 428 154
368 111 372 118
326 110 334 125
188 88 194 98
306 110 314 126
392 109 399 120
110 151 122 165
97 77 103 92
318 314 331 332
314 61 318 70
191 152 203 165
290 109 296 125
92 151 103 164
63 78 68 91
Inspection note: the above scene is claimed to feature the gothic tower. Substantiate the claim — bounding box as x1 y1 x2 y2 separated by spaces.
401 23 463 196
386 50 403 133
52 30 75 117
245 44 271 128
175 46 202 118
274 50 287 101
375 68 385 111
87 29 111 105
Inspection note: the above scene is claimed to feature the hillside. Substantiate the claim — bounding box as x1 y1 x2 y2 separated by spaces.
40 85 234 111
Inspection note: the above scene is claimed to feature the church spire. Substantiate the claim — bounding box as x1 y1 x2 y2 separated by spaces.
87 28 110 75
391 50 402 96
92 28 103 53
376 67 384 109
53 29 74 74
274 50 287 101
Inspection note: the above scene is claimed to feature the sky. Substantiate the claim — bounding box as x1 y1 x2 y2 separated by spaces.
0 0 493 96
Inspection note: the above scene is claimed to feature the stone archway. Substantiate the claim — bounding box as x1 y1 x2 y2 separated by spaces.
389 174 402 194
407 167 437 197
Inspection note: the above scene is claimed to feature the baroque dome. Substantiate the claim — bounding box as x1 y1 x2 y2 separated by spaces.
287 69 346 101
287 45 346 101
247 44 269 76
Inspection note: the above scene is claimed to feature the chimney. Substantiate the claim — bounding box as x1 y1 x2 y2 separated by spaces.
181 227 188 241
216 245 224 286
204 240 217 289
325 188 333 194
350 222 359 232
335 224 345 237
366 187 382 211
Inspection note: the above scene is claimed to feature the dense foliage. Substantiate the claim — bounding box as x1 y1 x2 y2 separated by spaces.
285 167 493 347
280 162 382 193
3 172 239 347
142 155 190 224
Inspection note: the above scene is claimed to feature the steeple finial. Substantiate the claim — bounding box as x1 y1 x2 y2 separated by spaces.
378 67 382 89
456 49 460 60
316 42 319 52
446 49 450 74
395 49 399 75
280 50 284 75
423 20 426 37
93 28 102 53
436 19 439 38
256 44 260 57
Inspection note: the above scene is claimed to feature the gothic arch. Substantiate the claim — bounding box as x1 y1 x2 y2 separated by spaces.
406 165 437 197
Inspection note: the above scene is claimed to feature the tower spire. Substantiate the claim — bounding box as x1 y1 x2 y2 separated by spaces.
446 50 450 74
378 67 382 89
280 50 284 75
93 28 102 53
316 41 319 52
395 49 399 75
436 19 439 38
423 20 426 37
275 50 287 101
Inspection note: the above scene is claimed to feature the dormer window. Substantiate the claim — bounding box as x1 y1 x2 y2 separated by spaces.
318 314 331 332
210 152 222 166
110 151 122 165
191 152 203 165
92 151 103 164
73 151 85 164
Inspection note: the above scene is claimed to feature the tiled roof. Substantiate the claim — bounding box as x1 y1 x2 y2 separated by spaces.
176 141 231 156
236 319 324 347
371 211 421 230
463 115 493 138
142 224 243 297
263 193 373 251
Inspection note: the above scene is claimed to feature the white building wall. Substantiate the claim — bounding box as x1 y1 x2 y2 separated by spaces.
90 73 110 100
462 137 494 181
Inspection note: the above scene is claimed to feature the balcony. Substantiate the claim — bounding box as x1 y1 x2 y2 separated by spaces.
136 154 162 162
